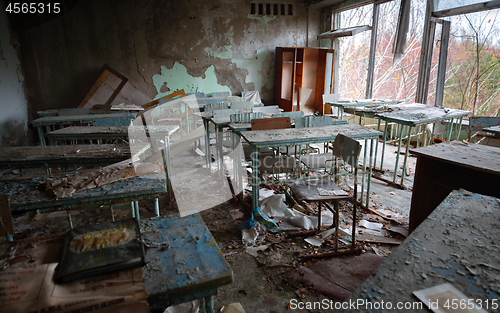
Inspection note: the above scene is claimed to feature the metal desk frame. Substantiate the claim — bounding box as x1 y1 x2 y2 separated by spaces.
239 124 382 210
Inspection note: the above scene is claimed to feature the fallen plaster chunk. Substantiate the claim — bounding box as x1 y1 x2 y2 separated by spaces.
242 227 258 246
229 209 244 220
220 302 246 313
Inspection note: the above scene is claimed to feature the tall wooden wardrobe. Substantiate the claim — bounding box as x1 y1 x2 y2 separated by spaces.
274 47 334 113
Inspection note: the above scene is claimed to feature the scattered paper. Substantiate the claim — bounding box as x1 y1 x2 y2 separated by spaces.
359 220 383 231
413 283 487 313
242 227 258 246
305 228 339 247
0 263 149 313
220 302 246 313
317 187 348 197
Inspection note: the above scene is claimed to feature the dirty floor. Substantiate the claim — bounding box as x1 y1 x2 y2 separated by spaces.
2 138 417 313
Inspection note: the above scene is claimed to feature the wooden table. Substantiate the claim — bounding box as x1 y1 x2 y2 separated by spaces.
346 189 500 312
375 107 470 186
31 113 136 145
0 144 150 173
409 141 500 232
141 214 233 312
239 124 382 209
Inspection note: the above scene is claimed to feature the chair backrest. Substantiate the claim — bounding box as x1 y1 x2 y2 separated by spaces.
469 116 500 134
252 105 282 114
212 108 242 117
231 101 256 110
251 117 291 130
230 112 265 123
332 134 361 168
273 111 305 123
205 102 229 112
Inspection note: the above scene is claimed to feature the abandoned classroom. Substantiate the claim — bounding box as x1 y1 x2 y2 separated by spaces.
1 0 500 312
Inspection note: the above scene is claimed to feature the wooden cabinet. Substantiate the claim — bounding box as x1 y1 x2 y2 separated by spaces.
274 47 334 112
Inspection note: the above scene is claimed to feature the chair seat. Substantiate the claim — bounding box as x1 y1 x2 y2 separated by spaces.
287 179 351 202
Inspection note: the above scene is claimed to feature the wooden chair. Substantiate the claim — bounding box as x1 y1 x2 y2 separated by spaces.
251 116 291 130
286 134 361 252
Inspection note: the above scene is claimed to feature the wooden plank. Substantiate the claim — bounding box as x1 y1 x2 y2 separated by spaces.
0 195 14 237
251 117 291 130
77 68 111 108
142 89 186 110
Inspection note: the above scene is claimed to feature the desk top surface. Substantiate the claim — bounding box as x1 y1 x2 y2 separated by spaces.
410 141 500 175
32 113 136 124
347 102 428 115
346 189 500 312
375 107 470 125
46 125 179 136
0 144 148 168
140 214 233 310
1 172 166 212
325 99 403 108
240 123 382 145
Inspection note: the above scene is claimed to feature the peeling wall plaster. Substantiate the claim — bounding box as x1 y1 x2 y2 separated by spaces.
0 2 28 146
153 63 231 99
15 0 316 120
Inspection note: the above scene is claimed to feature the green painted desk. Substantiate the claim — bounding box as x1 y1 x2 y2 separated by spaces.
141 214 233 312
375 107 470 186
346 190 500 312
239 124 382 209
31 113 136 145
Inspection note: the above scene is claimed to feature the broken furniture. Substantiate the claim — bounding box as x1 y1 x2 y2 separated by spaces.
0 170 166 227
468 116 500 146
347 189 500 310
0 144 150 175
286 134 361 254
31 112 136 146
0 213 232 313
238 123 382 210
484 125 500 136
375 106 471 187
409 141 500 233
142 213 233 313
274 47 335 112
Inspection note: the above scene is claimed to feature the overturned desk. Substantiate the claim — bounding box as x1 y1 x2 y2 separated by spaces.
239 124 382 209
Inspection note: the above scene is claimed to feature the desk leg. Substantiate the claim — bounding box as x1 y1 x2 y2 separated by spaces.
361 139 367 207
251 145 259 209
374 118 381 169
393 124 405 184
217 125 224 174
367 138 374 207
456 117 464 140
37 126 46 146
135 201 140 220
400 126 412 186
130 202 136 219
447 118 455 142
204 119 211 170
200 295 214 313
154 197 160 217
380 120 388 171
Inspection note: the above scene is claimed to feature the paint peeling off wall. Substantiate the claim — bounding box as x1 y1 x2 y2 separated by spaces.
152 62 232 99
232 48 274 94
0 4 28 147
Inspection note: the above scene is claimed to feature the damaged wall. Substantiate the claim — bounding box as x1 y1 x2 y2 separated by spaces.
0 0 28 147
13 0 321 126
